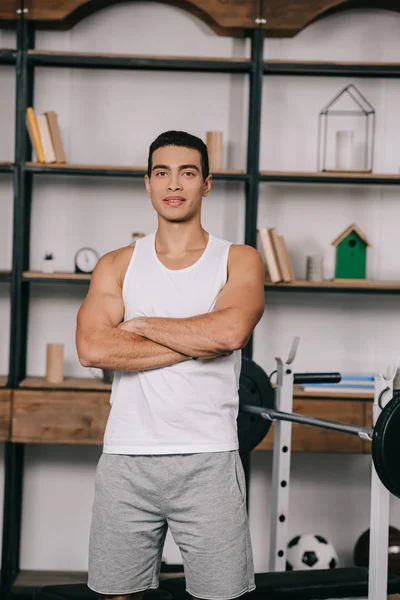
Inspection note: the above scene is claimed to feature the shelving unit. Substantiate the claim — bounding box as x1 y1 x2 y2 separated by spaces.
1 2 399 597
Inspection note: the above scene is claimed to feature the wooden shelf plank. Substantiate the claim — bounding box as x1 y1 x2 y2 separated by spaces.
12 390 111 444
19 376 111 391
0 270 11 282
28 50 250 63
265 279 400 293
0 161 14 172
23 271 91 281
25 162 246 180
259 170 400 185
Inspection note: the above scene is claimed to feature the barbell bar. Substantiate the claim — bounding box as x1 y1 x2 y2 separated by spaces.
241 404 373 440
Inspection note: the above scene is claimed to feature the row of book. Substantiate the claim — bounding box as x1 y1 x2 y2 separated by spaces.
257 227 295 283
26 107 66 164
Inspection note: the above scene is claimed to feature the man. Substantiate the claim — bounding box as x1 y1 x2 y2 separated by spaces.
76 130 265 600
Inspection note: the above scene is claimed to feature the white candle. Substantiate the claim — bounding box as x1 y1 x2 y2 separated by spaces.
335 130 354 171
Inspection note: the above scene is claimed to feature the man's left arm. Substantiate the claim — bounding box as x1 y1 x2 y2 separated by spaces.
122 245 265 358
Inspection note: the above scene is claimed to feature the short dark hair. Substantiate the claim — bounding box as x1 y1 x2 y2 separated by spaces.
147 130 209 180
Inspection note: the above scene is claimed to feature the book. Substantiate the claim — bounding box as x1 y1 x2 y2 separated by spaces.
45 111 66 163
269 228 291 282
36 115 56 163
278 234 295 281
26 107 45 163
257 228 281 283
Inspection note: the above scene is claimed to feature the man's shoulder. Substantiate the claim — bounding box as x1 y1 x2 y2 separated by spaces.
228 243 263 265
95 244 135 286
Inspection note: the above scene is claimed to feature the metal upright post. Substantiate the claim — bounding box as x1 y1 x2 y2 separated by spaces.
243 24 264 363
240 19 265 500
269 338 300 571
368 368 395 600
0 13 35 599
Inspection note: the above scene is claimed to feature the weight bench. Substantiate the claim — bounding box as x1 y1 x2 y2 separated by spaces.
32 568 400 600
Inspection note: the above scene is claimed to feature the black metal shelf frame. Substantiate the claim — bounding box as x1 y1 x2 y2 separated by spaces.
0 15 266 598
28 52 251 73
0 164 14 173
0 50 17 65
263 61 400 78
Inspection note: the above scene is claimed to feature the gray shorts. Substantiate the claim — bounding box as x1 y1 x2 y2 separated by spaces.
88 451 255 599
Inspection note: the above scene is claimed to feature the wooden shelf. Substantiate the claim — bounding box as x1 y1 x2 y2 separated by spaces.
259 170 400 185
265 279 400 294
27 50 251 73
23 271 91 283
11 384 372 452
12 389 111 444
264 59 400 78
0 270 11 281
0 161 14 173
25 162 247 180
19 376 111 390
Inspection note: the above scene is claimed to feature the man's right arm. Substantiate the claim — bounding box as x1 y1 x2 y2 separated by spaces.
76 250 192 372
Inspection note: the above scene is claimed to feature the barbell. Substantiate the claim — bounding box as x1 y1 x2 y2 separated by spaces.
237 357 400 500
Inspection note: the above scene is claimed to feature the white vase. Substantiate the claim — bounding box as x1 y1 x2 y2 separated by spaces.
42 259 55 273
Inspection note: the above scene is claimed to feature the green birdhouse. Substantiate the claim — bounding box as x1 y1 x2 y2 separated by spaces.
332 224 371 279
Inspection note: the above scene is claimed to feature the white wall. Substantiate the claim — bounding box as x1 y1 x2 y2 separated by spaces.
0 1 399 576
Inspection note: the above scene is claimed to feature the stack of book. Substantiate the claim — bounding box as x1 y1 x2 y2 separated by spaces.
300 374 374 395
26 107 66 164
257 227 295 283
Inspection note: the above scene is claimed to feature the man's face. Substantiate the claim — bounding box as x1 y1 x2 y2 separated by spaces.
145 145 212 223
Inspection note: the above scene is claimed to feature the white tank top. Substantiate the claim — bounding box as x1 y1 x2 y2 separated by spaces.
103 230 241 455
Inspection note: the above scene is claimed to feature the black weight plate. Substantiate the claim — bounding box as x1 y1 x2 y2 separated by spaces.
238 357 275 453
372 392 400 499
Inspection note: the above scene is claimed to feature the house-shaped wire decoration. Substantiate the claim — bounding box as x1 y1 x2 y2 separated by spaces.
317 84 375 173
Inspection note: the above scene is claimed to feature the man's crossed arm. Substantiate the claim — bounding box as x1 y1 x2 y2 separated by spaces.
119 245 265 358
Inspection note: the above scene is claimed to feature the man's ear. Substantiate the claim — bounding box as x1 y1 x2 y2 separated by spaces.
203 174 212 197
144 174 151 196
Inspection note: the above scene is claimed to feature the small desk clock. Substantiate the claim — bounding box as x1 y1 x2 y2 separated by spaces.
74 247 99 274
